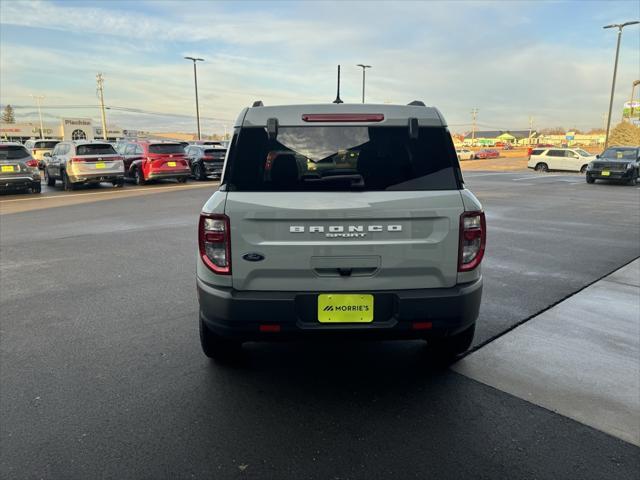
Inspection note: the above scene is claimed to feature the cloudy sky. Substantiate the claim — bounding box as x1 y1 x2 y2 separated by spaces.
1 0 639 134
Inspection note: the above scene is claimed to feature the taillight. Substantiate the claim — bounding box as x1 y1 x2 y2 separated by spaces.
68 157 86 165
458 211 486 272
25 159 38 168
199 213 231 275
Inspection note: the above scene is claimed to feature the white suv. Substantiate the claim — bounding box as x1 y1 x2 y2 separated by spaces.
196 102 486 361
527 147 596 173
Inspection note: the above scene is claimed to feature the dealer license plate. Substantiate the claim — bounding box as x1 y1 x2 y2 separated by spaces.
602 171 610 176
95 162 106 169
317 294 374 323
1 165 15 172
167 161 176 167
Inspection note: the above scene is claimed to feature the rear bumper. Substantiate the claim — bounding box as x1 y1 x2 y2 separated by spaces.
147 171 190 180
69 172 124 184
0 175 40 190
197 278 482 341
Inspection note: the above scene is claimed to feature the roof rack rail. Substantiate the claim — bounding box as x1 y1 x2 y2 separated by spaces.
408 100 426 106
252 100 264 107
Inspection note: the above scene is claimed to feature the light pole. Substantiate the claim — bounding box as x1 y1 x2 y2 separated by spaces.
184 56 204 140
603 21 639 148
356 64 371 103
628 79 640 121
30 94 45 139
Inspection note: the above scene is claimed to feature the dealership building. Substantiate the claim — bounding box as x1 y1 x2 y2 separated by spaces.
0 118 124 142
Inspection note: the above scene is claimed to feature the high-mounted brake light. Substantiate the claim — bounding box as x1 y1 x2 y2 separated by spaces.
199 213 231 275
458 211 486 272
301 113 384 122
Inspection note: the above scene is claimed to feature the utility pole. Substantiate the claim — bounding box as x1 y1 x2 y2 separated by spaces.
528 116 534 144
30 94 45 139
356 64 372 103
603 21 640 148
96 73 108 140
184 57 204 140
470 108 479 145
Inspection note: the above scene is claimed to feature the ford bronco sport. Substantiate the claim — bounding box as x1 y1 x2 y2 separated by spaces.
196 102 485 360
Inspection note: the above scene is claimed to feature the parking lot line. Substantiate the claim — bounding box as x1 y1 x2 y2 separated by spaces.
0 183 212 204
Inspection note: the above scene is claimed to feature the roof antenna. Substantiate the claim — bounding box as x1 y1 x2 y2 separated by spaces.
333 65 343 104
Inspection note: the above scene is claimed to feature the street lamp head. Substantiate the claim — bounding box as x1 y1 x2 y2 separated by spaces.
603 21 639 29
357 64 372 69
184 56 205 62
633 79 640 87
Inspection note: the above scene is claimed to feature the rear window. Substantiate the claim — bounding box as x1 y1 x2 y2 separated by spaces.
149 144 184 154
204 149 226 159
76 144 117 155
34 141 59 149
0 145 30 160
531 149 546 156
225 126 460 191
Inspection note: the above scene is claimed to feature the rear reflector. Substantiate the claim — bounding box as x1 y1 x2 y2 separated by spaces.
302 113 384 122
412 321 433 330
259 324 281 333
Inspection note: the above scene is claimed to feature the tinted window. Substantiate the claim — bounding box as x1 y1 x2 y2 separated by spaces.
0 145 30 160
34 141 59 149
204 149 226 159
601 147 639 160
225 126 460 192
148 144 184 154
574 149 591 157
547 150 565 157
531 149 546 156
76 144 117 155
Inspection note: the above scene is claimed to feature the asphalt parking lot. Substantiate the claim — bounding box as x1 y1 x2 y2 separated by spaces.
1 172 639 479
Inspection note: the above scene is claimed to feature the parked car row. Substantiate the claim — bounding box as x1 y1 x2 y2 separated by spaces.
455 148 501 160
0 140 228 194
527 145 639 185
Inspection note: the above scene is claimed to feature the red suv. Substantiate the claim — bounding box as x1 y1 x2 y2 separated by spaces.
121 141 190 184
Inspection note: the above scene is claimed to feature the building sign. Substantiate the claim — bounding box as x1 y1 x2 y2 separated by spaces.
61 118 94 141
623 101 640 119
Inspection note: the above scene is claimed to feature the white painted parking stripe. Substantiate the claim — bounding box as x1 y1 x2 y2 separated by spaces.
512 175 566 181
463 172 526 177
0 183 213 204
454 259 640 446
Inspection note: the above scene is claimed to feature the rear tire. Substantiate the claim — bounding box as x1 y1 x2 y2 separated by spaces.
134 168 145 185
427 323 475 363
580 165 588 174
31 182 41 194
45 168 55 187
177 176 188 183
627 170 638 186
535 162 548 172
113 178 125 188
586 174 595 184
62 170 75 191
199 317 242 362
194 163 205 181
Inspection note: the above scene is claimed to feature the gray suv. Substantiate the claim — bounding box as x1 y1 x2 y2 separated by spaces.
0 143 41 193
196 102 486 361
44 141 125 190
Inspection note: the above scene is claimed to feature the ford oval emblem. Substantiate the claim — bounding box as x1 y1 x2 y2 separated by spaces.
242 253 265 262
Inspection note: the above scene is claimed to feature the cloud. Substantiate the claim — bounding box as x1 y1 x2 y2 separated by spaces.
1 0 639 133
